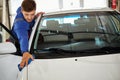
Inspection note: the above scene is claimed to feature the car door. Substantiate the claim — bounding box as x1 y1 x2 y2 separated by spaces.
0 22 22 80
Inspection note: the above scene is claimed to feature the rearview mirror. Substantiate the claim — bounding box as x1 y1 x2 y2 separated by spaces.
0 42 16 54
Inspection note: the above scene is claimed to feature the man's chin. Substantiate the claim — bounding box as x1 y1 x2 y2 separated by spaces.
27 20 32 22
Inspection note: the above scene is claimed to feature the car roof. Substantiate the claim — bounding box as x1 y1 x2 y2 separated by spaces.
44 7 114 16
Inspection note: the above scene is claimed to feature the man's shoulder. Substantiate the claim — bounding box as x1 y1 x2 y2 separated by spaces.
13 18 29 30
14 11 26 22
15 10 24 23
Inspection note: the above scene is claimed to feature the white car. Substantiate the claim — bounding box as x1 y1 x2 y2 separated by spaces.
1 8 120 80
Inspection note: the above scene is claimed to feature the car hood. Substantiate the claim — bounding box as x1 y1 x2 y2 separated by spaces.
21 53 120 80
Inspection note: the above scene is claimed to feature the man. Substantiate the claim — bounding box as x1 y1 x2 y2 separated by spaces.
12 0 38 69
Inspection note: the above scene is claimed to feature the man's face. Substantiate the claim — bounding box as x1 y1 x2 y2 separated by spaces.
22 10 36 22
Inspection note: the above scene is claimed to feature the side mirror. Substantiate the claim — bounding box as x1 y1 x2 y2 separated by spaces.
0 42 17 54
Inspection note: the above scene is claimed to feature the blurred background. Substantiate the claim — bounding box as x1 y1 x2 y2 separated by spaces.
0 0 119 42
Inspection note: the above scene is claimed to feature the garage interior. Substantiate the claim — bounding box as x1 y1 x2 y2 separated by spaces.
0 0 120 42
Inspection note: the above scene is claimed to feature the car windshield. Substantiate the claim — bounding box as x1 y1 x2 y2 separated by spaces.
33 11 120 58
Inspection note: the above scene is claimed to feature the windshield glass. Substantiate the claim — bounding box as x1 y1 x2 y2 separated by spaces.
33 11 120 58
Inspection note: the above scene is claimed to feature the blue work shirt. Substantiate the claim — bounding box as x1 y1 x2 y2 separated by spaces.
12 7 35 54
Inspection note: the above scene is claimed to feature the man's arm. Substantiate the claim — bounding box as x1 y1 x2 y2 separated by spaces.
14 22 34 68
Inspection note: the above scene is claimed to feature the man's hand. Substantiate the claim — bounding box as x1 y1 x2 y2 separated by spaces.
20 52 34 68
35 12 45 18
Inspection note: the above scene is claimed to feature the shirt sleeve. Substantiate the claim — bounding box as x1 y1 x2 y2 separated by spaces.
14 21 29 54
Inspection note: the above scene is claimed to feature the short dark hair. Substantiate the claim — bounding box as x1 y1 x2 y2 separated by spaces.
21 0 36 12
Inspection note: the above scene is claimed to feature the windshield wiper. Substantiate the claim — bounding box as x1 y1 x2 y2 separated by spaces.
100 46 120 52
50 47 120 55
34 48 67 54
41 48 68 54
34 48 72 59
83 46 120 54
35 47 110 54
33 46 120 59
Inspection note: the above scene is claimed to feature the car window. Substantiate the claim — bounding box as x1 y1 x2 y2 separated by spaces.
33 11 120 59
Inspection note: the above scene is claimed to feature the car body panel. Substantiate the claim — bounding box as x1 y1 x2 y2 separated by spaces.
21 53 120 80
0 54 21 80
0 23 21 80
0 42 16 54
